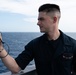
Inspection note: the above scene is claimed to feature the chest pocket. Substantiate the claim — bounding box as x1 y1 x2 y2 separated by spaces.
60 52 73 67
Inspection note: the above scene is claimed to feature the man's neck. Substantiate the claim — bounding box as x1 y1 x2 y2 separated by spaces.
47 30 60 41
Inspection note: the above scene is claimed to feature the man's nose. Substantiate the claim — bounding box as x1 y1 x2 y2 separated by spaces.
37 21 41 26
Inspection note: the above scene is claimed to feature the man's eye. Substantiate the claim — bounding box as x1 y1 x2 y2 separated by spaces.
39 18 44 21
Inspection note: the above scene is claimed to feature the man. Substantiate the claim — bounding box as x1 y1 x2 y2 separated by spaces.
0 3 76 75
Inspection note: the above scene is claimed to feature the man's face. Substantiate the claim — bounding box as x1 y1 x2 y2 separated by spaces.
37 12 54 33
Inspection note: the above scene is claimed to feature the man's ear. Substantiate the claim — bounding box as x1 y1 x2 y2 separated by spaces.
53 17 57 23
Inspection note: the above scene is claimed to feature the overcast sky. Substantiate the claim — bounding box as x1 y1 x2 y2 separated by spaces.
0 0 76 32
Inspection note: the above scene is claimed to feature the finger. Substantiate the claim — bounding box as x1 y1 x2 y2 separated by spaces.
0 32 2 41
0 33 2 44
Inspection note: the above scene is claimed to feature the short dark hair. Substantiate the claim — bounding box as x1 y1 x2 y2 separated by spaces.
38 3 60 13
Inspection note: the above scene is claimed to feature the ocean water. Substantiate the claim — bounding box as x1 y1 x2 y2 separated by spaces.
0 32 76 74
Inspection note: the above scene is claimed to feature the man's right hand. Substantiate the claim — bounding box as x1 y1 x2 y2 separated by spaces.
0 32 3 48
0 32 2 43
0 32 4 55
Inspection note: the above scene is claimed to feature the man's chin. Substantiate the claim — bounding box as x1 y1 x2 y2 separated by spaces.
40 30 45 33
